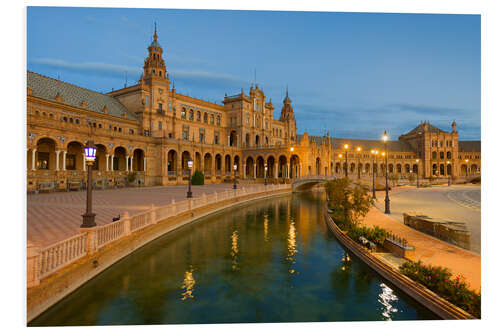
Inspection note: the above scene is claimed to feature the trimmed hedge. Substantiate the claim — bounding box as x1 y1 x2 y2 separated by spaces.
399 260 480 318
191 171 204 185
335 218 389 247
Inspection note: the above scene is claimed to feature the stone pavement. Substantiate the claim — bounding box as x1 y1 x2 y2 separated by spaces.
28 183 261 247
361 207 481 292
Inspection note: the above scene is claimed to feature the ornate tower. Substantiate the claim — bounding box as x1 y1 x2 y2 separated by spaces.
143 24 168 81
279 89 297 144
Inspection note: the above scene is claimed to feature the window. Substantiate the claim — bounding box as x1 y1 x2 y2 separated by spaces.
158 121 162 130
440 151 444 159
214 131 220 145
199 132 205 143
158 103 163 113
189 110 194 121
98 123 102 128
114 127 117 131
447 151 452 159
181 108 186 119
204 113 208 123
196 111 201 122
37 152 49 169
182 126 189 140
129 129 134 134
216 116 221 126
210 115 214 125
66 154 76 170
69 118 73 123
145 96 149 106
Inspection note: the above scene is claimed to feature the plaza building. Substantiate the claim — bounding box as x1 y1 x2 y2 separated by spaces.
26 28 481 192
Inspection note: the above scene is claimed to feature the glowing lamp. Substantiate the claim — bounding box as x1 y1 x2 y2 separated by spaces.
84 141 96 163
187 160 193 169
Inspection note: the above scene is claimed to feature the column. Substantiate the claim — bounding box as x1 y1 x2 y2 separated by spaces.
62 151 67 170
143 156 147 173
105 154 109 171
299 164 302 178
243 164 246 179
31 149 37 170
126 156 129 172
111 155 114 171
253 164 256 179
130 156 134 172
82 153 86 171
287 163 290 179
274 164 278 179
55 151 60 171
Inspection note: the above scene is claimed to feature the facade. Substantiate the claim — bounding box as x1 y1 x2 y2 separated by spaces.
26 28 481 192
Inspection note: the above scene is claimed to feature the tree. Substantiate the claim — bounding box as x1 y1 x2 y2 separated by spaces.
325 178 373 226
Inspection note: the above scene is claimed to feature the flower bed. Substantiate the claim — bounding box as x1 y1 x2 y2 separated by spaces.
399 260 480 318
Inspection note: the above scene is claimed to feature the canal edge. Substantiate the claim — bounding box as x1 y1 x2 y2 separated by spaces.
323 207 476 320
27 188 292 323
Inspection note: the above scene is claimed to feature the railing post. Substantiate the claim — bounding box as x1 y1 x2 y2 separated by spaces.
27 241 40 288
79 227 98 255
150 204 157 224
123 211 131 236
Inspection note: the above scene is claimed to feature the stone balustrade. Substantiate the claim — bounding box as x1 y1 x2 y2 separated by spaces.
27 183 290 287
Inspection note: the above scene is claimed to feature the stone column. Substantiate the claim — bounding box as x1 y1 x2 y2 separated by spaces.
287 163 290 179
253 163 256 179
274 164 278 179
31 149 37 170
62 151 67 171
130 156 134 172
126 156 129 172
105 154 109 171
55 150 60 171
299 164 302 178
243 164 246 179
143 157 147 173
111 155 114 171
82 153 86 171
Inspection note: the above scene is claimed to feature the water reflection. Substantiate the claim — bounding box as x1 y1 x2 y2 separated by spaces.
286 219 298 275
231 230 239 271
263 213 269 242
180 266 195 301
341 252 351 272
378 283 399 320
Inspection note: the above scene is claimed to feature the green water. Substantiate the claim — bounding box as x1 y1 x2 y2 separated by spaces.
30 191 438 326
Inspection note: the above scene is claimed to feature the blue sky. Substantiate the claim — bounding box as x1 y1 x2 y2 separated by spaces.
27 7 481 140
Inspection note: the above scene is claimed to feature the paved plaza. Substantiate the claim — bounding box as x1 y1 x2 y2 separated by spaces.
27 183 260 247
373 184 481 253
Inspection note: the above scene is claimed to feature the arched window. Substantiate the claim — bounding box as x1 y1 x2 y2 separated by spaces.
204 113 208 123
181 108 186 119
196 111 201 122
432 151 437 159
210 115 214 125
189 110 194 121
446 151 452 159
440 151 444 159
216 116 221 126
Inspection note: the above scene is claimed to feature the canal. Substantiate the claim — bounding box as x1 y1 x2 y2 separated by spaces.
30 191 437 325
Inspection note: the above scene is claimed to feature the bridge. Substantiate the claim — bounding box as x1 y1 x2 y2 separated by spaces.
291 175 337 192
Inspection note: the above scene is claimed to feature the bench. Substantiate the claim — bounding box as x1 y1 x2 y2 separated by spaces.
38 182 55 193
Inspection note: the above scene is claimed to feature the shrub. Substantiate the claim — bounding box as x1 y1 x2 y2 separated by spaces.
191 170 204 185
470 176 481 184
399 261 480 318
127 171 137 183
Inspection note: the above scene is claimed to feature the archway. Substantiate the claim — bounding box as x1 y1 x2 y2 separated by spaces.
225 155 231 174
290 155 300 178
181 151 191 178
204 153 212 176
230 130 238 147
195 152 201 171
432 164 437 176
255 135 260 147
113 146 127 171
215 154 222 174
246 156 254 178
446 163 452 176
234 155 240 175
471 164 478 174
315 157 321 176
440 164 445 176
266 156 276 178
460 164 467 176
167 150 177 173
256 156 265 178
279 155 287 178
95 144 107 171
67 141 84 171
404 164 410 174
133 148 145 172
35 138 58 170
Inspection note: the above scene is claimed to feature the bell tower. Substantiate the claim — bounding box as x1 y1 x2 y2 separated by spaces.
279 88 297 144
143 23 168 82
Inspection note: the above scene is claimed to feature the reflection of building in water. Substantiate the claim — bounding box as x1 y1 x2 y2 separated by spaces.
287 220 298 274
341 252 351 271
231 229 239 271
181 267 195 300
378 283 399 320
263 213 269 242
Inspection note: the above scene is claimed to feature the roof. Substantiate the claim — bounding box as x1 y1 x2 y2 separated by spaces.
298 135 414 152
459 141 481 152
403 122 447 136
27 71 136 120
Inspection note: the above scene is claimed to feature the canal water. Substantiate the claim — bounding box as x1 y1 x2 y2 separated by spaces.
30 191 437 326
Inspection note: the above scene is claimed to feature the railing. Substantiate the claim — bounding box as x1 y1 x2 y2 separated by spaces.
28 183 291 287
38 233 87 279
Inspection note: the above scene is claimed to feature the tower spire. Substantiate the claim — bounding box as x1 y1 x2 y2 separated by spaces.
154 22 158 42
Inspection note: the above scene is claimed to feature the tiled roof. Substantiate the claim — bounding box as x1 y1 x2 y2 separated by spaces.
27 71 136 121
404 122 447 135
459 141 481 152
298 135 415 152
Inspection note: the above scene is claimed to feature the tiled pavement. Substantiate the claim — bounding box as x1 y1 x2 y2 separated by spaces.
28 183 260 247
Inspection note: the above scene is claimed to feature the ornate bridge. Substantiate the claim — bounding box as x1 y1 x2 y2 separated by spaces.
291 175 337 192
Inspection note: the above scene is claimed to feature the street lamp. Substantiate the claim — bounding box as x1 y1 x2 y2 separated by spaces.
415 159 420 188
465 159 469 178
382 131 390 214
370 149 379 199
447 161 451 186
81 140 97 228
356 147 362 179
187 159 193 198
343 144 349 178
264 164 268 185
233 163 238 189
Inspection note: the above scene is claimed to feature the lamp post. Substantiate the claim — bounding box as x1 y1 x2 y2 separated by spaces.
356 146 362 179
465 159 469 178
264 164 268 185
415 159 420 188
343 144 349 178
187 159 193 198
370 149 379 199
383 131 390 214
233 163 238 189
81 140 97 228
447 161 451 186
338 154 342 177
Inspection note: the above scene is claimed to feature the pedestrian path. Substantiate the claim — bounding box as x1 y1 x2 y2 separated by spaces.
361 207 481 292
27 183 262 247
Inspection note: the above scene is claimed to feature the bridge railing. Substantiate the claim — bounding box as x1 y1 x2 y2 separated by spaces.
27 183 291 288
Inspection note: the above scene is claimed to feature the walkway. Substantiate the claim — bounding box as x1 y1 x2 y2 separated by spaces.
361 207 481 292
28 183 262 247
